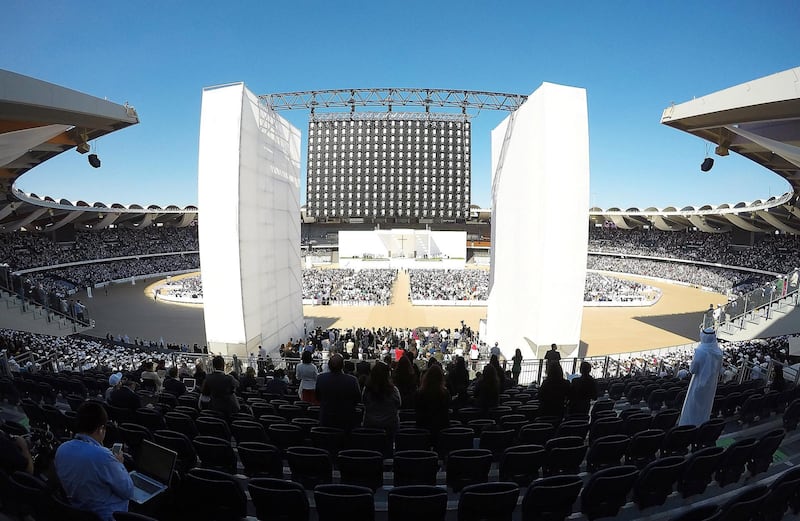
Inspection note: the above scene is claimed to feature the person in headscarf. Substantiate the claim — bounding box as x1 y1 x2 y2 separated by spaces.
679 328 723 426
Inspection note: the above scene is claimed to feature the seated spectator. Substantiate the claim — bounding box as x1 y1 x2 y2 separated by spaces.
264 369 289 396
140 362 162 392
163 367 186 397
105 372 123 402
55 401 133 521
0 428 33 474
240 366 258 393
109 378 141 411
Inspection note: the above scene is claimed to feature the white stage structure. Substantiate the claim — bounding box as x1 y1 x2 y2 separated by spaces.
338 229 466 270
486 83 590 359
198 83 304 356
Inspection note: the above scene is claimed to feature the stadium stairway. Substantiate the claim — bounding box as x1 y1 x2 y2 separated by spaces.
718 296 800 343
0 290 91 337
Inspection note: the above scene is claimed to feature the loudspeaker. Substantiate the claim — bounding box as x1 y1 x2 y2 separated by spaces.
700 157 714 172
88 154 101 168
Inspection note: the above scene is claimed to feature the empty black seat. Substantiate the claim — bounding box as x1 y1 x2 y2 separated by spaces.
588 417 623 443
314 484 374 521
349 427 389 456
521 474 582 521
670 504 721 521
164 411 198 439
626 429 665 469
231 419 269 444
748 428 785 476
519 423 555 446
543 436 587 477
393 450 439 486
457 481 519 521
237 441 283 478
337 449 384 491
437 426 474 463
624 413 653 437
152 429 197 474
586 434 629 472
269 423 304 453
761 466 800 521
661 425 697 457
182 468 247 521
388 485 447 521
446 448 493 492
678 446 725 498
192 435 237 474
499 444 545 486
718 484 769 521
580 465 639 521
195 416 231 440
479 428 516 459
715 437 758 487
556 420 589 440
632 456 685 510
310 426 345 456
286 446 333 489
248 477 309 521
693 418 726 451
783 398 800 430
651 408 680 431
396 427 431 451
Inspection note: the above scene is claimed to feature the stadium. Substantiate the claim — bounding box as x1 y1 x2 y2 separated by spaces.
0 65 800 521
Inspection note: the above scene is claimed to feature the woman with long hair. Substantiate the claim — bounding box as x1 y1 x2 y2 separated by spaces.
511 348 523 385
393 355 418 410
415 364 450 442
474 363 500 410
296 350 319 404
447 356 470 401
362 362 401 436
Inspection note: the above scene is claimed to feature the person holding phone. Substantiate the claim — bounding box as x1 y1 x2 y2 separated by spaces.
55 402 134 521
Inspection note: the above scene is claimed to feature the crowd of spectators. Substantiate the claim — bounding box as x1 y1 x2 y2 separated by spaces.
587 255 773 294
0 226 197 271
301 268 396 304
589 227 800 274
408 268 489 301
584 272 660 303
156 275 203 301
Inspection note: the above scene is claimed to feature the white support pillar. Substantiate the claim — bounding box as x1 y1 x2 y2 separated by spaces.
198 83 304 357
486 83 590 359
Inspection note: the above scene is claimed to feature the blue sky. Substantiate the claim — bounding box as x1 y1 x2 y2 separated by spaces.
4 0 798 210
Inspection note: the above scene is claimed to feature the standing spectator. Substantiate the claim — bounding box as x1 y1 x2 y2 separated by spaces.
200 355 240 421
393 355 418 410
544 344 561 363
469 342 480 371
415 364 450 443
538 361 571 420
362 362 401 438
569 361 598 414
193 361 207 388
511 348 523 385
295 350 319 403
140 361 162 392
447 356 470 403
679 328 723 426
315 354 361 432
55 402 133 521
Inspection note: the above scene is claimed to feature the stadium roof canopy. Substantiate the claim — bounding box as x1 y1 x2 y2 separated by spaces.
0 69 197 232
590 67 800 233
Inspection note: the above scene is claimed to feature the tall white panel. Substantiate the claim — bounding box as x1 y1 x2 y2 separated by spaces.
198 83 303 356
486 83 589 359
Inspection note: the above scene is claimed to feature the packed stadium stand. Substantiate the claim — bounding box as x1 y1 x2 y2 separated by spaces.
2 67 800 520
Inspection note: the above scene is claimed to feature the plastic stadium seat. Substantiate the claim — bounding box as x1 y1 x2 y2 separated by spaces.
521 474 583 521
310 426 346 456
647 388 667 412
337 449 384 491
192 435 237 474
349 427 390 456
231 419 269 444
738 394 764 425
519 423 556 446
436 427 475 463
181 468 247 521
624 413 653 437
6 471 48 518
626 429 665 469
467 418 496 436
670 504 721 521
457 482 519 521
164 411 199 439
388 485 448 521
748 428 785 476
543 436 587 477
446 448 493 492
248 477 309 521
555 420 589 440
693 418 726 451
286 446 333 489
714 437 758 487
478 428 516 459
393 450 439 486
118 422 152 458
314 484 374 521
783 398 800 430
135 407 165 431
586 434 629 472
237 441 283 478
660 425 697 457
588 417 623 443
395 427 431 451
632 456 685 510
195 416 231 440
591 399 615 417
651 408 680 431
152 429 197 475
761 466 800 521
580 465 639 521
678 446 725 498
499 444 545 486
269 423 304 453
717 484 769 521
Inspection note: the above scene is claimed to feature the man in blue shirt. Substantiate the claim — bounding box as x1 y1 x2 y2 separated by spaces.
55 401 134 521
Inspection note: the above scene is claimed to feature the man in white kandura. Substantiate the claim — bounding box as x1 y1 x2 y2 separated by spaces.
679 327 723 426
